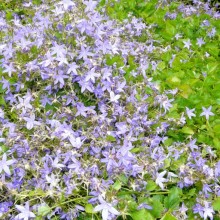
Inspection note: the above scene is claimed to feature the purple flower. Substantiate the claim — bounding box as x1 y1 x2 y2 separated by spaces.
59 0 75 10
78 80 94 93
15 202 36 220
75 103 88 117
196 38 205 47
193 203 204 217
101 148 118 172
179 202 188 214
207 27 216 38
110 91 120 103
187 139 198 151
175 33 182 40
0 153 15 176
67 62 79 75
185 107 196 119
78 45 94 60
2 63 15 77
50 157 65 169
155 171 167 189
215 161 220 177
46 173 60 188
83 0 97 12
200 106 214 120
0 201 12 216
94 196 120 220
69 136 83 149
53 71 68 88
17 96 32 111
137 203 152 210
183 39 192 49
85 68 100 83
203 184 212 197
23 114 41 130
202 202 214 220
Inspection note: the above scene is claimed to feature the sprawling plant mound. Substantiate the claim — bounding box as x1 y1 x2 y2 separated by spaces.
0 0 219 219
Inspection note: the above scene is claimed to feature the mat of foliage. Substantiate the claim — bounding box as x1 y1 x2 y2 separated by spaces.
0 0 219 219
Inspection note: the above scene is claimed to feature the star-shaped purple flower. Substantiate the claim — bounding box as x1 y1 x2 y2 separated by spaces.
200 106 214 120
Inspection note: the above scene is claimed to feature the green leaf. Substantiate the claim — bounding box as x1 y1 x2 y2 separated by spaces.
213 124 220 134
149 197 164 218
130 147 143 153
207 62 219 74
213 197 220 211
85 204 94 214
167 76 181 86
157 61 166 70
0 96 6 106
5 11 13 21
181 127 194 135
185 188 196 199
166 22 176 36
146 180 157 191
106 135 116 142
131 209 154 220
118 174 128 185
38 205 51 217
213 138 220 149
113 180 121 190
33 0 42 5
0 145 9 153
161 212 177 220
179 84 192 98
164 187 181 210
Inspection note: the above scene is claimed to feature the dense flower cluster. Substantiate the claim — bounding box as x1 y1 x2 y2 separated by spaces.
0 0 219 219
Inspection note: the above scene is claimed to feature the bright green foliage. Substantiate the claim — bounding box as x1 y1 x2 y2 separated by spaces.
131 209 154 220
164 187 182 210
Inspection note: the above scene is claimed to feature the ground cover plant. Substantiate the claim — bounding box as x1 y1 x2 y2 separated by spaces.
0 0 219 219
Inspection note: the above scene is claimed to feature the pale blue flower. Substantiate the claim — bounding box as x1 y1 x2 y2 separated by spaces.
0 153 15 176
200 106 214 120
155 171 167 189
15 202 36 220
94 196 120 220
183 39 192 49
185 107 196 119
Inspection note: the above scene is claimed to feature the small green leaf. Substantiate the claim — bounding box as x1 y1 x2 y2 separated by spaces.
113 180 121 191
213 124 220 134
118 174 128 184
186 188 196 198
167 76 181 86
106 135 116 142
149 197 164 218
33 0 42 5
161 212 177 220
131 209 154 220
85 204 94 213
0 145 9 153
0 96 6 106
213 138 220 149
166 22 176 36
164 187 181 210
181 127 194 135
207 62 219 74
157 61 166 70
146 180 157 191
212 197 220 211
38 205 51 217
213 197 220 211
